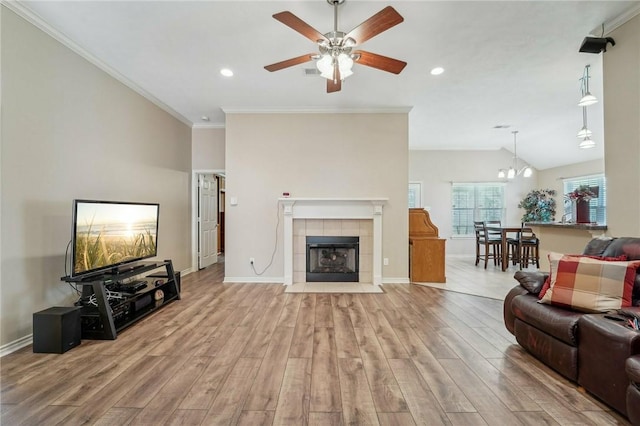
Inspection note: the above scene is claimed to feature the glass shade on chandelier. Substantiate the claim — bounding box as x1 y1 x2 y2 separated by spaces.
316 53 354 80
497 130 532 179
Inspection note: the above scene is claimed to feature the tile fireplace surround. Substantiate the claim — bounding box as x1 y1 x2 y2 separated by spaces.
279 198 387 286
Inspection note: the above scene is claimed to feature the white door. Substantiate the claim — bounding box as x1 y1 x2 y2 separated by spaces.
198 174 218 269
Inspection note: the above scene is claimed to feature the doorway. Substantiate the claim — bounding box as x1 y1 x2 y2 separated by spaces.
192 170 225 271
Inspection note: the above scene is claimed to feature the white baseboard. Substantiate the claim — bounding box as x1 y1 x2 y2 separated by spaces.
180 267 194 277
0 334 33 358
224 277 410 285
223 277 285 284
382 277 411 284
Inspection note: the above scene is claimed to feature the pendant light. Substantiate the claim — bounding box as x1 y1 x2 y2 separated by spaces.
577 65 597 149
497 131 532 179
578 64 597 107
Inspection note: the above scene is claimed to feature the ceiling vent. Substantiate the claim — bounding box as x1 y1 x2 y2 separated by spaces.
303 68 322 77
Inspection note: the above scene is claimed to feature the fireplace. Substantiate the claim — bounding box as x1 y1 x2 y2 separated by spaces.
280 197 387 285
306 236 359 282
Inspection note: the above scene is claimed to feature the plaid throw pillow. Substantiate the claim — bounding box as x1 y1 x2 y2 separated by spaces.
539 252 640 313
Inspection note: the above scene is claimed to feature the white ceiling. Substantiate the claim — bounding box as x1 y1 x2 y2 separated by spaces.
14 0 640 170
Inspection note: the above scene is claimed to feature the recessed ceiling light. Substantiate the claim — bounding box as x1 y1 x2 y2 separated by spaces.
430 67 444 75
220 68 234 77
201 116 210 121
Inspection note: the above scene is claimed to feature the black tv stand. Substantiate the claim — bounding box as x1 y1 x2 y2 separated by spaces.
61 260 180 340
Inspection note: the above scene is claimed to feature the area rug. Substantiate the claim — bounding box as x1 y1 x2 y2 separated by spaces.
284 282 384 294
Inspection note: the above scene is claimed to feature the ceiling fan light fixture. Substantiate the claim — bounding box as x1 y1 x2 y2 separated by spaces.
497 169 506 179
523 166 533 178
343 37 356 48
265 2 405 93
337 53 354 78
507 167 516 179
316 55 333 77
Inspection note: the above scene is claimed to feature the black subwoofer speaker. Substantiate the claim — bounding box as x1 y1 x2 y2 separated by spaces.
33 306 81 354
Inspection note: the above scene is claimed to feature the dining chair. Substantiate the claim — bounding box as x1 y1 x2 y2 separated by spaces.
507 226 540 269
474 221 502 269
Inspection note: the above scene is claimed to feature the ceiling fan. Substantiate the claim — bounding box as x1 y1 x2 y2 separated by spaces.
264 0 407 93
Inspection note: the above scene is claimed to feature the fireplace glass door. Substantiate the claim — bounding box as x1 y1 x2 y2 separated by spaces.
306 236 359 282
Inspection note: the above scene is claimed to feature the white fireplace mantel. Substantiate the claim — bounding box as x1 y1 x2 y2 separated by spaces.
279 197 388 285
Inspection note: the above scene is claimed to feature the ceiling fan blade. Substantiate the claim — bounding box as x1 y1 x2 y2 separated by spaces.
264 54 315 72
327 65 342 93
273 11 329 44
353 50 407 74
344 6 404 45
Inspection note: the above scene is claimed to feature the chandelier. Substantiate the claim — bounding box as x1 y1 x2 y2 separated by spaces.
498 131 532 179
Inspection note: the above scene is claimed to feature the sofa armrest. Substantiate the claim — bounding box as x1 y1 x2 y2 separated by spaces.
513 270 548 295
504 285 529 335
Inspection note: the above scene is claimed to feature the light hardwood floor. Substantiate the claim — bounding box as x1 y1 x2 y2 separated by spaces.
417 255 541 300
1 258 630 425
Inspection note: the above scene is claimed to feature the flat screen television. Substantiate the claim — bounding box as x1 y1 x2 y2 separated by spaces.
70 199 160 278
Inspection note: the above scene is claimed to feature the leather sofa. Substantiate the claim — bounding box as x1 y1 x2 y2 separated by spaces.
503 237 640 422
627 355 640 425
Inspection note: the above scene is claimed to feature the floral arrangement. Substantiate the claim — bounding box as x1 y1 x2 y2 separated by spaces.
566 185 597 202
518 189 557 222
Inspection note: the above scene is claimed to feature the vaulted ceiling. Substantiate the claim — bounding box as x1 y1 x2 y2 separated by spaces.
14 1 640 169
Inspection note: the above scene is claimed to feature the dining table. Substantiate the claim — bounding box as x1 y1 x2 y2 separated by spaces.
486 225 523 271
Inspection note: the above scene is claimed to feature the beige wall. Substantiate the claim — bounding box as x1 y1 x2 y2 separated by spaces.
536 159 604 219
225 112 409 282
1 8 192 347
409 149 537 255
192 127 225 170
533 160 604 269
604 13 640 237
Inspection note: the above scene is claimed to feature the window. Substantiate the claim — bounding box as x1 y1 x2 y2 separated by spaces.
452 183 506 236
408 182 422 208
563 174 606 224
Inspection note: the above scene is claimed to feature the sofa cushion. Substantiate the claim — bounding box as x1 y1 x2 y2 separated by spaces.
512 294 582 346
540 253 640 313
601 237 640 260
538 253 627 300
582 237 615 256
513 270 547 294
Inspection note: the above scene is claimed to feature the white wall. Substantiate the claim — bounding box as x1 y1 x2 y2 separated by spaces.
225 112 409 282
1 8 192 348
192 127 225 170
409 149 537 255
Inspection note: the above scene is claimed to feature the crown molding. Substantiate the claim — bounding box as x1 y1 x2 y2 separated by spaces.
221 106 413 114
591 2 640 36
2 0 193 127
192 123 225 130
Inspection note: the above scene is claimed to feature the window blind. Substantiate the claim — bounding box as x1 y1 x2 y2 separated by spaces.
452 183 505 236
563 174 606 224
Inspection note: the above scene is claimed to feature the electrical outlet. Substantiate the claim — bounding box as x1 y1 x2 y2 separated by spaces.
249 257 255 265
383 257 389 266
